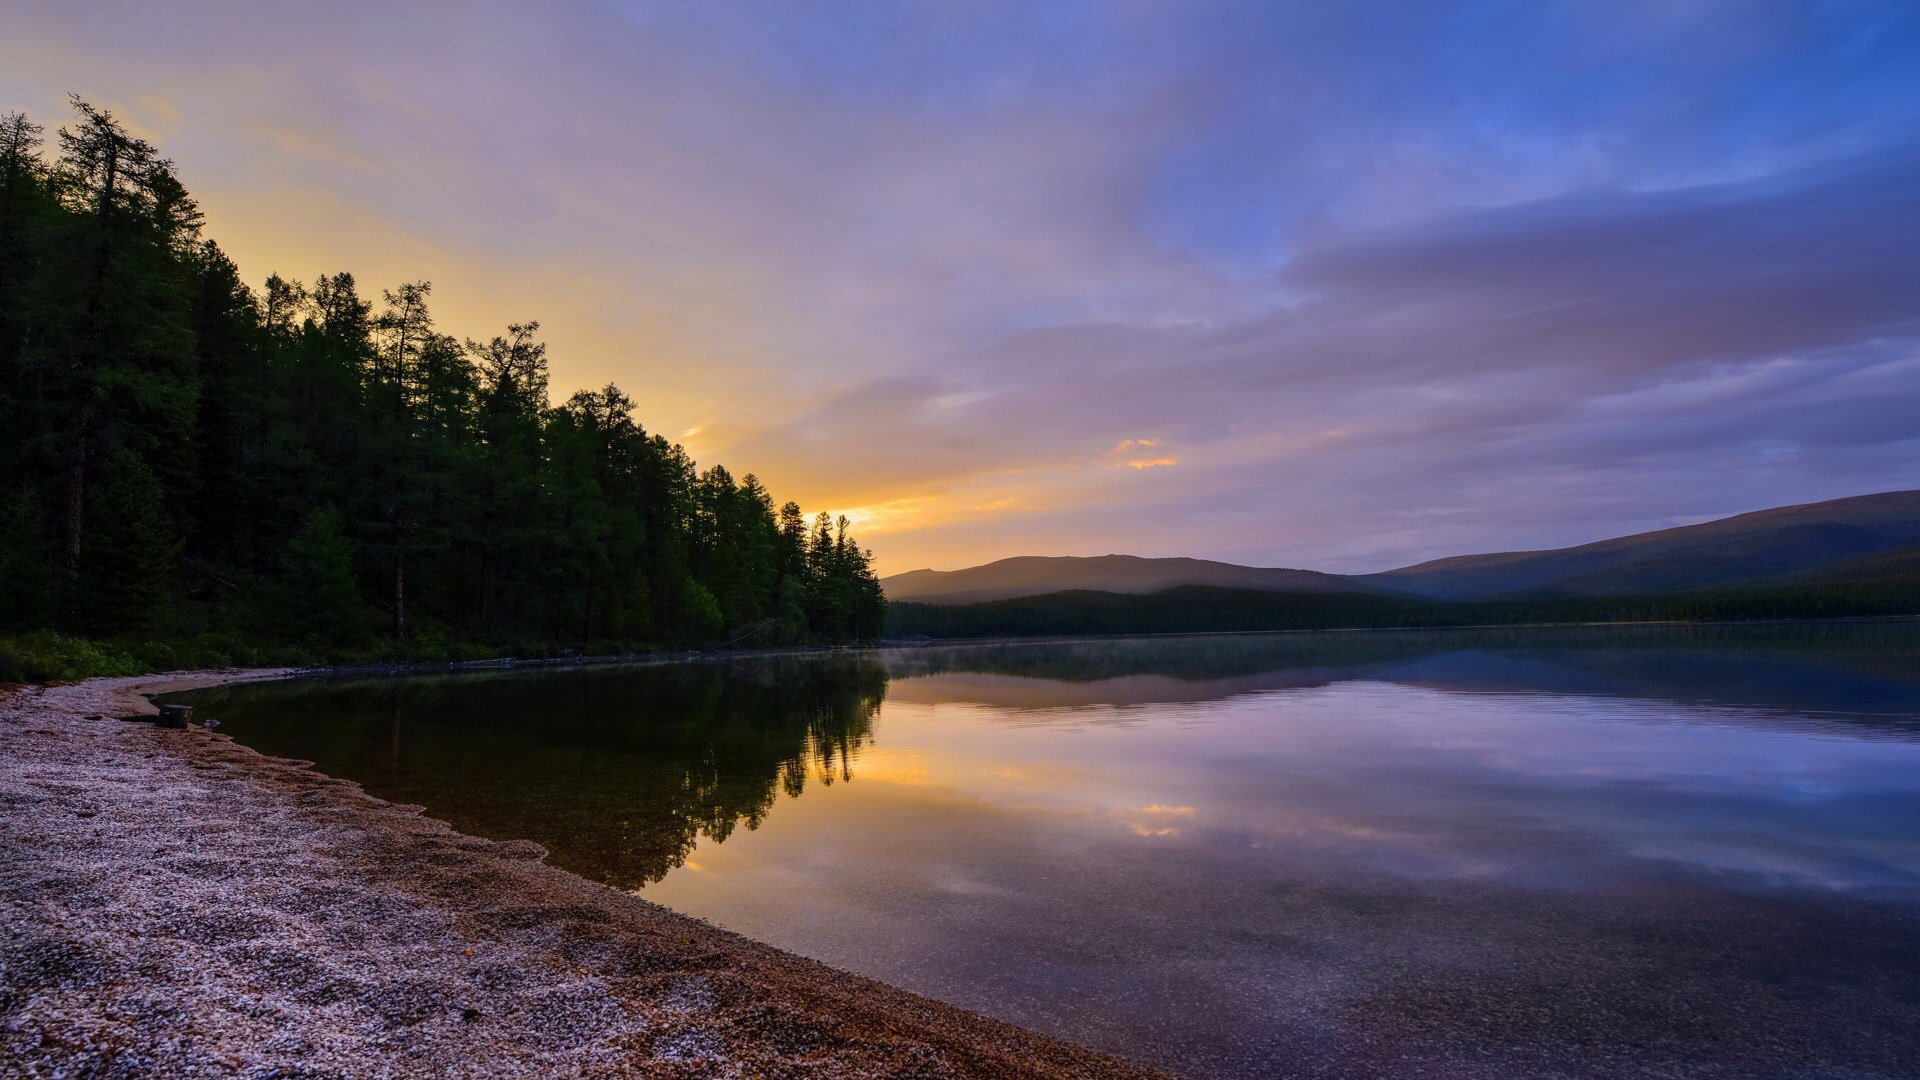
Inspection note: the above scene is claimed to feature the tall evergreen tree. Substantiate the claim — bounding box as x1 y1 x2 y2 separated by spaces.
0 98 885 656
271 506 370 650
70 448 177 634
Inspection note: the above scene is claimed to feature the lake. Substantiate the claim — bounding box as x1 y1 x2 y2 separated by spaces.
173 624 1920 1077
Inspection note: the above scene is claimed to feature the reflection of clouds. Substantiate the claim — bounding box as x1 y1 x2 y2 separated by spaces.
645 642 1920 1076
1186 686 1920 893
828 668 1920 896
658 685 1920 939
1116 803 1195 838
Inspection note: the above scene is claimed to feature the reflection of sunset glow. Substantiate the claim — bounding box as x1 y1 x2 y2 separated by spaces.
846 748 933 787
1116 803 1196 838
630 635 1920 1077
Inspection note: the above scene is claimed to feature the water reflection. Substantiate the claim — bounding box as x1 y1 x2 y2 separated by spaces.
890 622 1920 723
181 655 886 888
176 623 1920 1078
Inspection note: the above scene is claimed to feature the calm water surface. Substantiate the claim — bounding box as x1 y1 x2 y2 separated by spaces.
176 625 1920 1078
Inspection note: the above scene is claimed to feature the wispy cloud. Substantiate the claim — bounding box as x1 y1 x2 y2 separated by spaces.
7 1 1917 572
1107 439 1178 470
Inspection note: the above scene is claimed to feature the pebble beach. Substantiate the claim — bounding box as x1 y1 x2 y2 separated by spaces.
0 672 1161 1078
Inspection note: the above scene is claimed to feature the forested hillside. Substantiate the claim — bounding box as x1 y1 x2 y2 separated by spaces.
886 580 1920 639
1360 490 1920 599
882 554 1384 604
0 98 883 674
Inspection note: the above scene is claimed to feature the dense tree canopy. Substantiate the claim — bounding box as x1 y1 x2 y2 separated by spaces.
0 98 884 658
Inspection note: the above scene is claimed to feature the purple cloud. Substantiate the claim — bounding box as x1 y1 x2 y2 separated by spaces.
4 1 1917 572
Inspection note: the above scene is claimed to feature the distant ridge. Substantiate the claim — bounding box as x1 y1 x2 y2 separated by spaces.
887 489 1920 608
1360 489 1920 600
881 554 1387 606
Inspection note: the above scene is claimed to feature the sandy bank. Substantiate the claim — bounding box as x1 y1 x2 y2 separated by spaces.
1 671 1162 1078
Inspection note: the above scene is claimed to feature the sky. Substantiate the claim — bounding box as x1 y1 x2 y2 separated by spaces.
5 1 1919 575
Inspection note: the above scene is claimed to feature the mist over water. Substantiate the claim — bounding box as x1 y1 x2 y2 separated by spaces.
180 624 1920 1077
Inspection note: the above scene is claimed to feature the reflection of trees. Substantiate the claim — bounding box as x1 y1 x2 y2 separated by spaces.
887 622 1920 685
885 633 1452 684
182 655 887 889
882 622 1920 727
171 624 1920 891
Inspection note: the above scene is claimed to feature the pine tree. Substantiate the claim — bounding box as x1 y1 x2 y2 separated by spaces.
0 110 45 357
42 99 198 580
0 98 886 657
69 448 178 635
0 487 54 631
275 507 369 650
471 322 552 636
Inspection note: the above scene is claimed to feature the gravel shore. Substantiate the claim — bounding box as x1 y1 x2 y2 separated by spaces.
1 671 1163 1078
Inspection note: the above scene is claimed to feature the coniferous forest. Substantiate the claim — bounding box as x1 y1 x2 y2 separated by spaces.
0 98 884 676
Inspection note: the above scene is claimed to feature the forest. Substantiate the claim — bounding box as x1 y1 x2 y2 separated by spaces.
0 98 884 677
884 580 1920 639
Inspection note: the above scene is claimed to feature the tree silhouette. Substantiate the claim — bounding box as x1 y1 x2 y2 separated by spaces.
0 98 885 655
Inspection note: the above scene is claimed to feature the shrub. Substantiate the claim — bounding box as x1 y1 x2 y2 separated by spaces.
0 632 148 683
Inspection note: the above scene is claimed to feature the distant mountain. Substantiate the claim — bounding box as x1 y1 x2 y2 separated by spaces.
1360 490 1920 600
881 554 1387 606
1752 543 1920 588
885 491 1920 612
882 493 1920 640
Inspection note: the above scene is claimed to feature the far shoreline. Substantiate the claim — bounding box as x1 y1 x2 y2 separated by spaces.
124 612 1920 689
879 611 1920 651
10 612 1913 695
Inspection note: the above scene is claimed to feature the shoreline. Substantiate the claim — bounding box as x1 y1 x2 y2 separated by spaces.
889 611 1920 650
0 669 1161 1078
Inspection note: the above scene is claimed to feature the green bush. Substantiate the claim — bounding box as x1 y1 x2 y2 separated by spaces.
0 632 148 683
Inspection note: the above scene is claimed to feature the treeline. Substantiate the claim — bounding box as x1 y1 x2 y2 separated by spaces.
884 580 1920 639
0 98 883 665
880 619 1920 685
